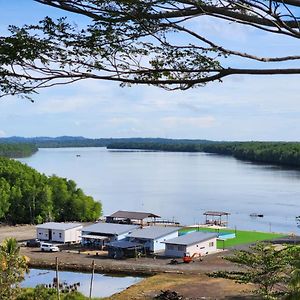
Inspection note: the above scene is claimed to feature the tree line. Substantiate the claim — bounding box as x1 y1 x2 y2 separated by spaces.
0 157 101 224
107 141 300 168
0 143 38 158
0 136 211 148
3 138 300 168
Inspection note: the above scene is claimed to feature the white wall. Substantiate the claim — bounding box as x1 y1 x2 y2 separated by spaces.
153 231 179 252
37 228 49 241
131 231 179 253
63 226 82 243
51 229 64 242
165 238 217 257
37 226 82 243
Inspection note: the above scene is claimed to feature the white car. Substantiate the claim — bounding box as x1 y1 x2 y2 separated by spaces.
40 243 60 252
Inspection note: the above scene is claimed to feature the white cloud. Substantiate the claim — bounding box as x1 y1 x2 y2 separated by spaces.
0 130 6 137
35 97 89 114
108 117 140 126
161 116 216 128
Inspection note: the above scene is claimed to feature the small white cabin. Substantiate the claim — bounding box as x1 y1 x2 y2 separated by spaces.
36 222 82 244
164 232 218 257
126 226 182 253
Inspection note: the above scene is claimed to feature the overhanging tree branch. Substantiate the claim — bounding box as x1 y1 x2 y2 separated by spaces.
1 0 300 97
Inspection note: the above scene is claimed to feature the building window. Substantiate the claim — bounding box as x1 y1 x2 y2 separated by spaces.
178 245 185 251
168 244 175 250
209 242 214 247
59 233 62 238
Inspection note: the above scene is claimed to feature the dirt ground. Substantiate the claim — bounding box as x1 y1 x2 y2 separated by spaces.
106 274 255 300
0 225 254 299
0 224 36 242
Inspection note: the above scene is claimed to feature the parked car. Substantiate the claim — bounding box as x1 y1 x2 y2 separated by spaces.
26 239 41 247
40 243 60 252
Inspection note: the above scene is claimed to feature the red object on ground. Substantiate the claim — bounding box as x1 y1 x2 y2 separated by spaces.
183 256 193 263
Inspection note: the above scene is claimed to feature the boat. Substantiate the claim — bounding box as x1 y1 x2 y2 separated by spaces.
250 213 264 218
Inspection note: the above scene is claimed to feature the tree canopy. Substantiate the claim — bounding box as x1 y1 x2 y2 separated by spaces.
212 243 300 299
0 157 102 224
0 238 28 300
1 0 300 98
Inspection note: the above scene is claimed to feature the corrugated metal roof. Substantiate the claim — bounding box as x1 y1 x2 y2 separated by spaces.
36 222 82 231
164 232 218 246
108 210 160 219
106 240 143 249
82 223 139 235
127 226 182 240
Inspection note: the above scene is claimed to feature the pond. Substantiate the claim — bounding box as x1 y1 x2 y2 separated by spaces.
21 268 142 298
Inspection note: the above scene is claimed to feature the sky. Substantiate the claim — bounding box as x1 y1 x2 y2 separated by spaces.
0 0 300 141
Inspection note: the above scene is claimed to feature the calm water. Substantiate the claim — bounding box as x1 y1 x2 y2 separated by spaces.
19 147 300 233
21 268 141 298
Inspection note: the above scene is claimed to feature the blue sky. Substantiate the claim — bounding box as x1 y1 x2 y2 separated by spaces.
0 0 300 140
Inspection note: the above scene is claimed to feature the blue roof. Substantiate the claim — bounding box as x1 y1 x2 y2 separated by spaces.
164 231 218 246
36 222 82 231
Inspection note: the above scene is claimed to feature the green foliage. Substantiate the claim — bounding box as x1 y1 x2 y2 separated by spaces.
1 0 300 96
0 157 102 224
0 143 37 158
211 243 300 300
0 238 28 300
108 141 300 168
17 287 94 300
17 286 57 300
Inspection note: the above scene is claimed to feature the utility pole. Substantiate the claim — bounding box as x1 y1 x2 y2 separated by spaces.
55 257 60 300
89 260 95 299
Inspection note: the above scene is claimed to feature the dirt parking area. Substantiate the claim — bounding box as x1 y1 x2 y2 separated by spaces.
20 246 240 275
0 224 36 242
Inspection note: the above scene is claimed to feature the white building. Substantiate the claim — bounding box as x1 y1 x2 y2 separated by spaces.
127 226 181 253
36 222 82 244
81 223 139 248
164 231 218 257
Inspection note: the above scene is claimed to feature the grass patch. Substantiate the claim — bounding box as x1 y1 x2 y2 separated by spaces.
180 227 285 249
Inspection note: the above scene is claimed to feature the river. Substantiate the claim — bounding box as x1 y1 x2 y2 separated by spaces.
18 147 300 233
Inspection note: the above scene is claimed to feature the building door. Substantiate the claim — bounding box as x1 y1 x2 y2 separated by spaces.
48 229 52 240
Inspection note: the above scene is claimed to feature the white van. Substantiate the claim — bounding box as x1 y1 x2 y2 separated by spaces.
40 243 59 252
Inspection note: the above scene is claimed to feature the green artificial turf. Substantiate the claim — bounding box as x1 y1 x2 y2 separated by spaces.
179 227 285 249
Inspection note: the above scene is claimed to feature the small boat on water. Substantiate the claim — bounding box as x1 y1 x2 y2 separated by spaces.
250 213 264 218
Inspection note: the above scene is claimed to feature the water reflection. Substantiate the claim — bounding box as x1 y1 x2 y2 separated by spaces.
21 268 141 298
